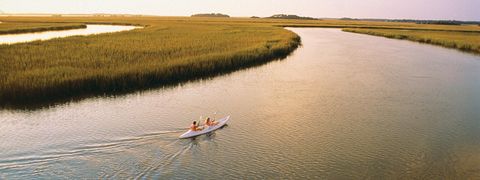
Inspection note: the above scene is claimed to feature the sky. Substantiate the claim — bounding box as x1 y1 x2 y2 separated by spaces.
1 0 479 21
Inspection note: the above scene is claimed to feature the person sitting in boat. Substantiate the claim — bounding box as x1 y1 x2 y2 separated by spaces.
205 117 218 126
190 121 203 131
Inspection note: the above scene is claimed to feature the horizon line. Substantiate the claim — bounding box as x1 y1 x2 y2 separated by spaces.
1 13 479 22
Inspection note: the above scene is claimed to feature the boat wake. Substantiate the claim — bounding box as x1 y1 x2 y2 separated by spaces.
0 127 222 178
0 129 183 178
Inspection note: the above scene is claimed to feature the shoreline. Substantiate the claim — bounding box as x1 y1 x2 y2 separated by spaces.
0 24 300 109
0 23 87 35
1 16 478 109
342 28 480 54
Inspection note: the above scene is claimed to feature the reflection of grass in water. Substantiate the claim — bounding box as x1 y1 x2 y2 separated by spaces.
343 28 480 54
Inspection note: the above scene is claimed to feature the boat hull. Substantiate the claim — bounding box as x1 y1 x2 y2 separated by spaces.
179 116 230 139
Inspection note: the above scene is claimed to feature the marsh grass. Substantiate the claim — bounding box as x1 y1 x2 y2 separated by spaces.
1 16 479 107
343 28 480 54
0 19 300 106
0 22 87 34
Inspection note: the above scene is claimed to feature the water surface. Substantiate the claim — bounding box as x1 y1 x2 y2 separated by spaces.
0 28 479 179
0 24 140 44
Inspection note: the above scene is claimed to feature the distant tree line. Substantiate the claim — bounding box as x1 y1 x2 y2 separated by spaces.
190 13 318 20
387 19 468 25
340 17 480 25
191 13 230 18
268 14 317 20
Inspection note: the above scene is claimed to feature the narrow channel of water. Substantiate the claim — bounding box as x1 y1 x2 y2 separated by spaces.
0 24 140 44
0 28 479 179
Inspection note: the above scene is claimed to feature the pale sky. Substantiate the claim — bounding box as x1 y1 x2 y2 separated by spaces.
1 0 479 21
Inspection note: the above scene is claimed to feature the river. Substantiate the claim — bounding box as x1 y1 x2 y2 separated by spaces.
0 28 479 179
0 24 140 44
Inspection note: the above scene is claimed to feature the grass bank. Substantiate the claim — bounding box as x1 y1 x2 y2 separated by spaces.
0 22 87 35
342 28 480 54
0 18 300 107
1 16 479 108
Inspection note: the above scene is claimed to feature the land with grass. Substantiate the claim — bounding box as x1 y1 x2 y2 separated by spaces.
0 16 479 107
0 22 86 34
342 28 480 54
0 16 300 107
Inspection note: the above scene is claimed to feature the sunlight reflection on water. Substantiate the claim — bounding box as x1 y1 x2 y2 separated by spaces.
0 24 140 44
0 28 479 179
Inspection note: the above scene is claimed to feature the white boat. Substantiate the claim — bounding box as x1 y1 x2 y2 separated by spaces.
179 116 230 139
